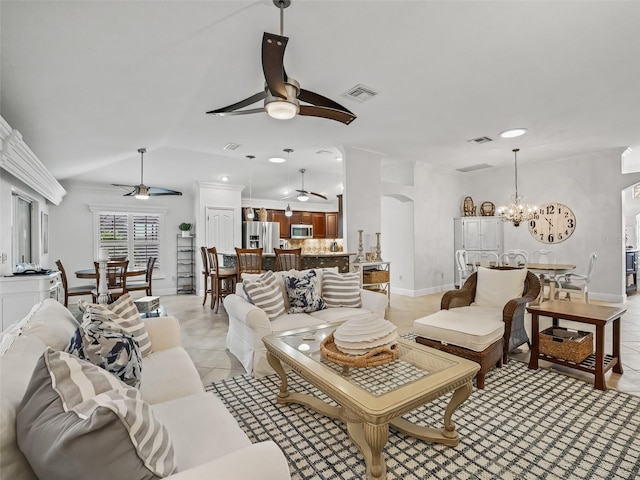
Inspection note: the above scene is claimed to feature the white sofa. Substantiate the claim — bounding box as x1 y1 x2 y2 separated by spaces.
0 299 291 480
224 269 389 377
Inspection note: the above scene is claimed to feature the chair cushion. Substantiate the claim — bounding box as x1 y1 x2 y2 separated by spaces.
66 316 142 388
16 349 176 480
474 267 528 308
283 270 326 313
243 270 286 321
79 294 153 356
413 306 505 352
321 271 362 308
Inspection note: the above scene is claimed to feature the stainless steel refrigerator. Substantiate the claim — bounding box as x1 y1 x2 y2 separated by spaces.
242 222 280 253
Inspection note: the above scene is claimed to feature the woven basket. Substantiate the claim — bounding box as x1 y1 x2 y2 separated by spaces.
363 270 389 284
320 332 398 368
539 327 593 364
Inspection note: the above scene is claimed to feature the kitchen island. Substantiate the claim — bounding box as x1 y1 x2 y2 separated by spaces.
222 252 355 273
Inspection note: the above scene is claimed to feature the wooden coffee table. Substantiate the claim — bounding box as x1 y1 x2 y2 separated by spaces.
527 300 625 390
263 325 480 480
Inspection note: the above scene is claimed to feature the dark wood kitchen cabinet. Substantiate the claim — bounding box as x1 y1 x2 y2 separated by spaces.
325 213 338 238
312 213 326 238
270 210 290 238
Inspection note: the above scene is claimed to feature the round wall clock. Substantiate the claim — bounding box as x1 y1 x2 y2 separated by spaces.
528 202 576 244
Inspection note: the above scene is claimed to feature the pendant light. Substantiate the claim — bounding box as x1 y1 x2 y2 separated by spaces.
246 155 255 220
497 148 537 227
284 148 293 217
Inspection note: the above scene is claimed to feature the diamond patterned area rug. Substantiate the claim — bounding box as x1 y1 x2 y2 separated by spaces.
207 360 640 479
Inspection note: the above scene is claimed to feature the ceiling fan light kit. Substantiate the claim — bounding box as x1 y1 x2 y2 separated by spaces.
206 0 356 125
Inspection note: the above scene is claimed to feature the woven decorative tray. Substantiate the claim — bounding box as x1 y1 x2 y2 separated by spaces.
320 332 398 368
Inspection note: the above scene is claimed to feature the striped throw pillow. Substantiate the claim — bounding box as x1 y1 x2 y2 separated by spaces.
82 294 153 356
322 271 362 308
243 270 286 320
16 349 176 479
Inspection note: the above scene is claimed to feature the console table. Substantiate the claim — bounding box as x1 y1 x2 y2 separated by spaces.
527 301 625 390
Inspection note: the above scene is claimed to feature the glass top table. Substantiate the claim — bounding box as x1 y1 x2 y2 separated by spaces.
263 324 480 480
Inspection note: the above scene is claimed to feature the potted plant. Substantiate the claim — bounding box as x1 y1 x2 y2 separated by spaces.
179 222 192 237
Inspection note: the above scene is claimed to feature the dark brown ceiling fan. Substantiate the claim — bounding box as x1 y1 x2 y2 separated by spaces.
206 0 356 125
112 148 182 199
295 168 327 201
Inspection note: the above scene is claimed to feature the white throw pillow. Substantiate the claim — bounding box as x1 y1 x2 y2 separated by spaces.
474 267 528 308
243 271 287 320
322 271 362 308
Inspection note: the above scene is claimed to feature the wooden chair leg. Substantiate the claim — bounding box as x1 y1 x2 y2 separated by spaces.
214 279 221 313
476 372 485 389
202 274 208 306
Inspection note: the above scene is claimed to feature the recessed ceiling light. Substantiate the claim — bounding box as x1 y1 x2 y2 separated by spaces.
221 176 229 182
336 156 343 161
500 128 528 138
269 157 286 163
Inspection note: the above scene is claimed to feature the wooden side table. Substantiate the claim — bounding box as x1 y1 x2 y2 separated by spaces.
527 301 625 390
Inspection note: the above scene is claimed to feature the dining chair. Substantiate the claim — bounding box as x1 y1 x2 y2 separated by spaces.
476 251 500 268
499 252 527 267
506 249 529 262
235 247 263 282
126 256 156 296
274 247 302 271
531 249 557 300
200 246 212 306
455 249 473 287
55 259 94 307
207 247 237 312
91 260 128 303
555 252 597 303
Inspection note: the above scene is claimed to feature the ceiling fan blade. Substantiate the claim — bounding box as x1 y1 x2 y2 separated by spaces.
212 108 265 117
310 192 328 200
298 105 356 125
148 187 183 196
112 183 136 189
207 91 266 115
262 32 288 99
299 88 354 114
295 189 308 195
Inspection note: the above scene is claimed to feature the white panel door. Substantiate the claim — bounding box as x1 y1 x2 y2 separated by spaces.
205 208 235 253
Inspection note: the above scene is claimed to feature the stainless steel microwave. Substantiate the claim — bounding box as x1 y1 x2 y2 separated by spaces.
291 224 313 239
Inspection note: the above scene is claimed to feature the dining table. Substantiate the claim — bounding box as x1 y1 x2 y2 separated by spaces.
74 265 147 279
525 262 576 301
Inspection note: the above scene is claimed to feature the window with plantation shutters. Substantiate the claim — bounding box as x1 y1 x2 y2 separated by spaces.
97 213 161 269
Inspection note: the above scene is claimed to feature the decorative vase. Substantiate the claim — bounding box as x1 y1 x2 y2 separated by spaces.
375 232 382 261
181 230 190 237
258 207 268 222
356 230 364 263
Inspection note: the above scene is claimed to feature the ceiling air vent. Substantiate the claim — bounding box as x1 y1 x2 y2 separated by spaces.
456 163 494 173
341 84 379 103
467 136 493 144
222 142 241 151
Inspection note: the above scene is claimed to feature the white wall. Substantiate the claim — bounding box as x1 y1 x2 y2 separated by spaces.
50 183 194 294
460 149 640 302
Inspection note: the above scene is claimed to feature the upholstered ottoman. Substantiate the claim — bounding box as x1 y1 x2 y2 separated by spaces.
413 307 505 389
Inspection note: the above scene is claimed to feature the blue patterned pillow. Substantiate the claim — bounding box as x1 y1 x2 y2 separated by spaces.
66 314 142 388
283 270 326 314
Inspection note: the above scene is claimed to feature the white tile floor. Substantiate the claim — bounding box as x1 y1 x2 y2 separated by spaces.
156 291 640 395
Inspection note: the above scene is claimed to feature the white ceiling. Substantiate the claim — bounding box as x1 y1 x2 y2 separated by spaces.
2 1 640 202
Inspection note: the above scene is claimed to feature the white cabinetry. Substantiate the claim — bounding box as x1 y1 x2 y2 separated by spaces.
0 273 61 330
454 217 504 285
455 217 503 251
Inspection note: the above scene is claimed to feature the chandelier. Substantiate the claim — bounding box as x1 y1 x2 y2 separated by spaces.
497 148 537 227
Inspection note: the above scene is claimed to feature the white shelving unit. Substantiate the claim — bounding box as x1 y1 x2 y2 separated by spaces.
176 234 195 294
352 261 391 304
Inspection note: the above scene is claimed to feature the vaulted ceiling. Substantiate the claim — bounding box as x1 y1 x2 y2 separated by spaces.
2 1 639 202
